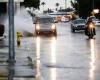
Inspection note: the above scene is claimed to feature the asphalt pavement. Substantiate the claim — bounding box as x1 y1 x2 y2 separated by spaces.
1 21 100 80
1 8 100 80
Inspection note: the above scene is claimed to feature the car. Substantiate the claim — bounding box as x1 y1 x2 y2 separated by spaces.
49 12 70 22
61 15 70 22
87 16 96 21
0 24 5 40
92 19 100 26
0 24 5 36
34 16 57 36
87 16 100 26
71 19 86 32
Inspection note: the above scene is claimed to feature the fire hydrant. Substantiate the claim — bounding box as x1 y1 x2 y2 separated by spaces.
17 32 21 48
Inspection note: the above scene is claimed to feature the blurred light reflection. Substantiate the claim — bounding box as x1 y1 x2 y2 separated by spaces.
36 37 41 80
51 37 56 64
51 68 57 80
89 39 96 80
36 37 40 59
50 37 57 80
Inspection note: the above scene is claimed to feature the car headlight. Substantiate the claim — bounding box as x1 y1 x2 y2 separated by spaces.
36 24 40 30
74 25 77 27
51 24 56 30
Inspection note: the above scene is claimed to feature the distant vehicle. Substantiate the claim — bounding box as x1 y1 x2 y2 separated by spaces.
87 16 96 21
49 12 70 22
87 16 100 26
34 16 57 36
61 15 70 22
85 21 96 39
71 19 86 32
0 24 5 38
92 19 100 26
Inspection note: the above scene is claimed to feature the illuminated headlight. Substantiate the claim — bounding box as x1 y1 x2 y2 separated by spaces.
89 23 94 28
51 24 56 30
36 24 40 30
74 25 77 27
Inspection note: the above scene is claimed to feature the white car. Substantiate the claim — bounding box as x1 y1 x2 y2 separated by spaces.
61 16 69 22
87 16 100 26
34 16 57 36
92 19 100 26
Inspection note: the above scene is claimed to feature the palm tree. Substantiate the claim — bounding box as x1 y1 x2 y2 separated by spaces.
71 0 79 15
55 3 60 11
41 2 46 12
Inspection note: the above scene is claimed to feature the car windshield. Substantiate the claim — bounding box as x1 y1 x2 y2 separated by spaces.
37 18 54 23
73 20 86 24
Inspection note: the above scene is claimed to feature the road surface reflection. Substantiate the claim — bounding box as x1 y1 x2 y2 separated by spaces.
50 37 56 64
35 37 41 80
89 39 97 80
50 37 57 80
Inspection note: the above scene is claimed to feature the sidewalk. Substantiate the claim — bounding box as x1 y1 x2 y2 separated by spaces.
0 38 36 80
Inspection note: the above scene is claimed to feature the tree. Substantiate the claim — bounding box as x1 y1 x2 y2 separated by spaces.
55 3 60 11
71 0 100 18
0 3 7 14
71 0 92 18
71 0 79 15
41 2 46 12
21 0 40 9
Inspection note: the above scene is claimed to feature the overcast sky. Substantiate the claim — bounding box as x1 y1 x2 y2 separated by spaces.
40 0 71 10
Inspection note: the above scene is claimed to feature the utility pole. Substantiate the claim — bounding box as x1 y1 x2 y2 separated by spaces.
8 0 15 63
65 0 67 9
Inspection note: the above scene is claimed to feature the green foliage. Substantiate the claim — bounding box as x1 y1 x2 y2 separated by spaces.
0 3 7 14
71 0 79 15
41 2 46 6
71 0 100 18
21 0 40 9
55 3 60 7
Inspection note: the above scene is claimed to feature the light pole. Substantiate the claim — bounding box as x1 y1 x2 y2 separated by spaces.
65 0 67 9
7 0 24 64
8 0 15 63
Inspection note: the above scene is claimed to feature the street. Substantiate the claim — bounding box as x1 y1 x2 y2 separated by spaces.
1 18 100 80
34 22 100 80
0 0 100 80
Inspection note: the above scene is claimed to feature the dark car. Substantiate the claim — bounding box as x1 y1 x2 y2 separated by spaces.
71 19 86 32
0 24 5 37
34 16 57 36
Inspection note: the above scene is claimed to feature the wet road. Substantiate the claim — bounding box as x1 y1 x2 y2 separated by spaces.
0 21 100 80
34 22 100 80
1 9 100 80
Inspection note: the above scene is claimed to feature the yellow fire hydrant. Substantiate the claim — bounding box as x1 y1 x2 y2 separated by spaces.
17 32 21 48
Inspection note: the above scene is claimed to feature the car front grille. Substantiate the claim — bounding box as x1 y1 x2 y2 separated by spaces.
77 25 85 28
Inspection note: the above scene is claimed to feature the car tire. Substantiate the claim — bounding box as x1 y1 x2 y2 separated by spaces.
53 31 57 36
36 31 40 36
71 29 75 33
